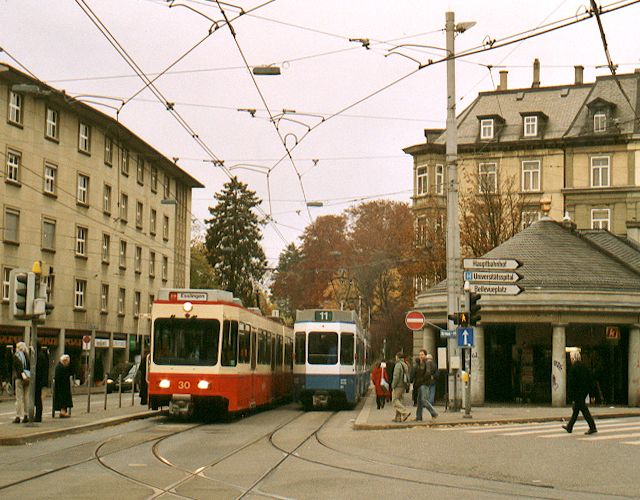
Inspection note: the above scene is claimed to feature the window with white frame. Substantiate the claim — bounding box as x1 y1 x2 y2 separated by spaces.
149 251 156 277
2 267 13 301
134 246 142 273
523 116 538 137
162 255 168 281
104 136 113 166
121 149 129 175
103 184 112 214
591 208 610 230
77 174 89 205
478 162 498 193
101 233 110 263
119 240 127 269
136 201 143 229
4 208 19 243
100 283 109 313
120 192 128 221
416 217 427 247
151 166 158 193
480 119 494 139
8 91 23 125
118 288 125 316
594 112 606 133
6 150 21 183
591 156 610 187
75 226 88 256
78 122 91 153
136 156 144 185
74 279 87 309
435 164 444 195
148 294 155 314
44 162 57 195
521 160 540 192
150 209 157 235
163 215 169 240
134 291 141 318
521 210 540 229
416 166 428 195
45 107 59 140
42 218 56 251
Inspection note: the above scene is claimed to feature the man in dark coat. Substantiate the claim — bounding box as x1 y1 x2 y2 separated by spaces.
563 351 597 435
53 354 73 417
413 349 438 421
34 346 49 422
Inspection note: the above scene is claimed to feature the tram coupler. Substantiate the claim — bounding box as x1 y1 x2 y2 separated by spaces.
169 394 194 417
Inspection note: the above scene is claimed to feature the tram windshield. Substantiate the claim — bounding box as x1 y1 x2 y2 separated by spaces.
153 318 220 366
308 331 338 365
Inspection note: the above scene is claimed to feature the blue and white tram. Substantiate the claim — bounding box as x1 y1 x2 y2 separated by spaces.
293 309 370 409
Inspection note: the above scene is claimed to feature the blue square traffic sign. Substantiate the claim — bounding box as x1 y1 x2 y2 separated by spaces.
457 327 474 347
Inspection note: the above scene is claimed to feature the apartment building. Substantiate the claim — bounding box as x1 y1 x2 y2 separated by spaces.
0 65 203 382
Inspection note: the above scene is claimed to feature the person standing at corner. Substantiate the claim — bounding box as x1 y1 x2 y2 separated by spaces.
562 351 597 435
34 346 49 422
413 349 438 421
12 342 30 423
371 361 390 409
53 354 73 418
391 352 411 422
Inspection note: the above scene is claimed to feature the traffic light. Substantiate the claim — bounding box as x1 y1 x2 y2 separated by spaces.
9 270 35 319
470 292 482 326
33 276 54 319
459 312 469 327
447 313 458 325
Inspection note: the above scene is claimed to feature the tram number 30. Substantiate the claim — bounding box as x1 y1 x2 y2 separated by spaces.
177 381 191 390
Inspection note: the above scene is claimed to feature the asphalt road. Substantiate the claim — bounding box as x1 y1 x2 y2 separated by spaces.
0 403 637 499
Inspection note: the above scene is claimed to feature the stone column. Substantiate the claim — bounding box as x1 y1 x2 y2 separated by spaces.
628 325 640 406
471 325 485 405
423 326 438 358
552 324 567 407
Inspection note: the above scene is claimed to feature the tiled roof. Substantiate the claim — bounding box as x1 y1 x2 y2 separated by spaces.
580 230 640 275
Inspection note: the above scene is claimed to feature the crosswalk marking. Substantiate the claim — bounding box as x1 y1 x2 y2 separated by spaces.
578 432 640 441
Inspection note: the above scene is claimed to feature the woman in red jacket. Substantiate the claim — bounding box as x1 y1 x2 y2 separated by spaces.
371 361 390 409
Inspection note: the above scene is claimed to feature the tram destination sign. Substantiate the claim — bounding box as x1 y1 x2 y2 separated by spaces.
469 283 523 295
463 258 521 270
464 270 521 283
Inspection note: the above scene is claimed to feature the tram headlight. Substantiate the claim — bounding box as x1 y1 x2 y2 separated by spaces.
159 379 171 389
183 301 193 313
197 380 209 390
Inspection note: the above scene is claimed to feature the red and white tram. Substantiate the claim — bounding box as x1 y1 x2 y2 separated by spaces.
148 289 293 416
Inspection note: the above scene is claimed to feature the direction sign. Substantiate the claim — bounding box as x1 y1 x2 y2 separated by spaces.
457 327 474 347
463 258 520 270
440 329 457 339
405 311 425 331
469 283 523 295
464 270 521 283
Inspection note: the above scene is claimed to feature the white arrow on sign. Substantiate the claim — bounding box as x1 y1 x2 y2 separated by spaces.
463 258 520 270
469 283 523 295
464 270 521 283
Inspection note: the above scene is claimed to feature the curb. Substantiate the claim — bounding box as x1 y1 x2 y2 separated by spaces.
0 410 166 446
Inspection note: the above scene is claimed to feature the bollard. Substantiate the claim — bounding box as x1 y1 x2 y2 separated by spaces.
103 375 108 410
131 376 135 406
68 376 73 416
118 374 122 408
51 378 55 419
87 373 92 414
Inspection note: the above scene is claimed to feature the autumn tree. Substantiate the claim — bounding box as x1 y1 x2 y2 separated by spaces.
270 243 304 323
204 177 267 306
190 237 219 289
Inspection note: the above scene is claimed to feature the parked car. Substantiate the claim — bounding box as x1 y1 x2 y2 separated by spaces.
106 362 138 393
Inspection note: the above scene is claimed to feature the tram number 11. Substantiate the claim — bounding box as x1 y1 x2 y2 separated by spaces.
178 381 191 390
315 311 333 322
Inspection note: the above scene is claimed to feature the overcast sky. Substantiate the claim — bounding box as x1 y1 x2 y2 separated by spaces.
2 0 640 267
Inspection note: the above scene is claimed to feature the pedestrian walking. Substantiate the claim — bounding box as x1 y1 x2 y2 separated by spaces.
391 352 411 422
12 342 30 423
562 351 597 435
34 346 49 422
413 349 438 421
53 354 73 418
371 361 390 409
385 359 395 403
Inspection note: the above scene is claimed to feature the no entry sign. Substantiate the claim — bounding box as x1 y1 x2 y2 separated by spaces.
405 311 425 331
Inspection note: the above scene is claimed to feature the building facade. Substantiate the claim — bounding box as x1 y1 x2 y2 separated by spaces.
0 65 203 383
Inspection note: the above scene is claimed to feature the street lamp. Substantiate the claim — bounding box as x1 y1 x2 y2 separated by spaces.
445 11 474 412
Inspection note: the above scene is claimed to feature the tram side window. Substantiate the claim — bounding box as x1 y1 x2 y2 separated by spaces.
153 318 220 366
285 338 293 368
308 332 338 365
258 331 268 365
357 340 364 367
274 334 282 369
238 324 251 364
340 333 354 366
221 320 239 366
267 333 274 369
295 332 306 365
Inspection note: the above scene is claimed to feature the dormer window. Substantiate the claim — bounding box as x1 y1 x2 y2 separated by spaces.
594 112 606 133
523 116 538 137
480 119 494 140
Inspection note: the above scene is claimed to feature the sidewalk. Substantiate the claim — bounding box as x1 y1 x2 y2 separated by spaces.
0 391 163 446
354 392 640 430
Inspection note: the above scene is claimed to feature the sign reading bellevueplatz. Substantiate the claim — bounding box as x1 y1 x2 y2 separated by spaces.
469 283 522 295
464 270 521 283
463 258 521 270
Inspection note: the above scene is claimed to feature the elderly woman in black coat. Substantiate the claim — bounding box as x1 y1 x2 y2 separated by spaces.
53 354 73 417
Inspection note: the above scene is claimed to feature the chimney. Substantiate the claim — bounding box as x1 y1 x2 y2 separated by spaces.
574 65 584 85
498 70 508 90
532 58 540 88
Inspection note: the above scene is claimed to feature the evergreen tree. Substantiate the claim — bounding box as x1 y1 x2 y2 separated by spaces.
205 177 267 306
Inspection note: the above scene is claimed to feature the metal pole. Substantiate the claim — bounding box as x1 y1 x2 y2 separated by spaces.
445 10 463 411
68 375 73 416
104 374 108 410
27 320 38 423
131 372 135 406
51 377 55 419
118 374 122 408
464 284 472 418
87 329 95 413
